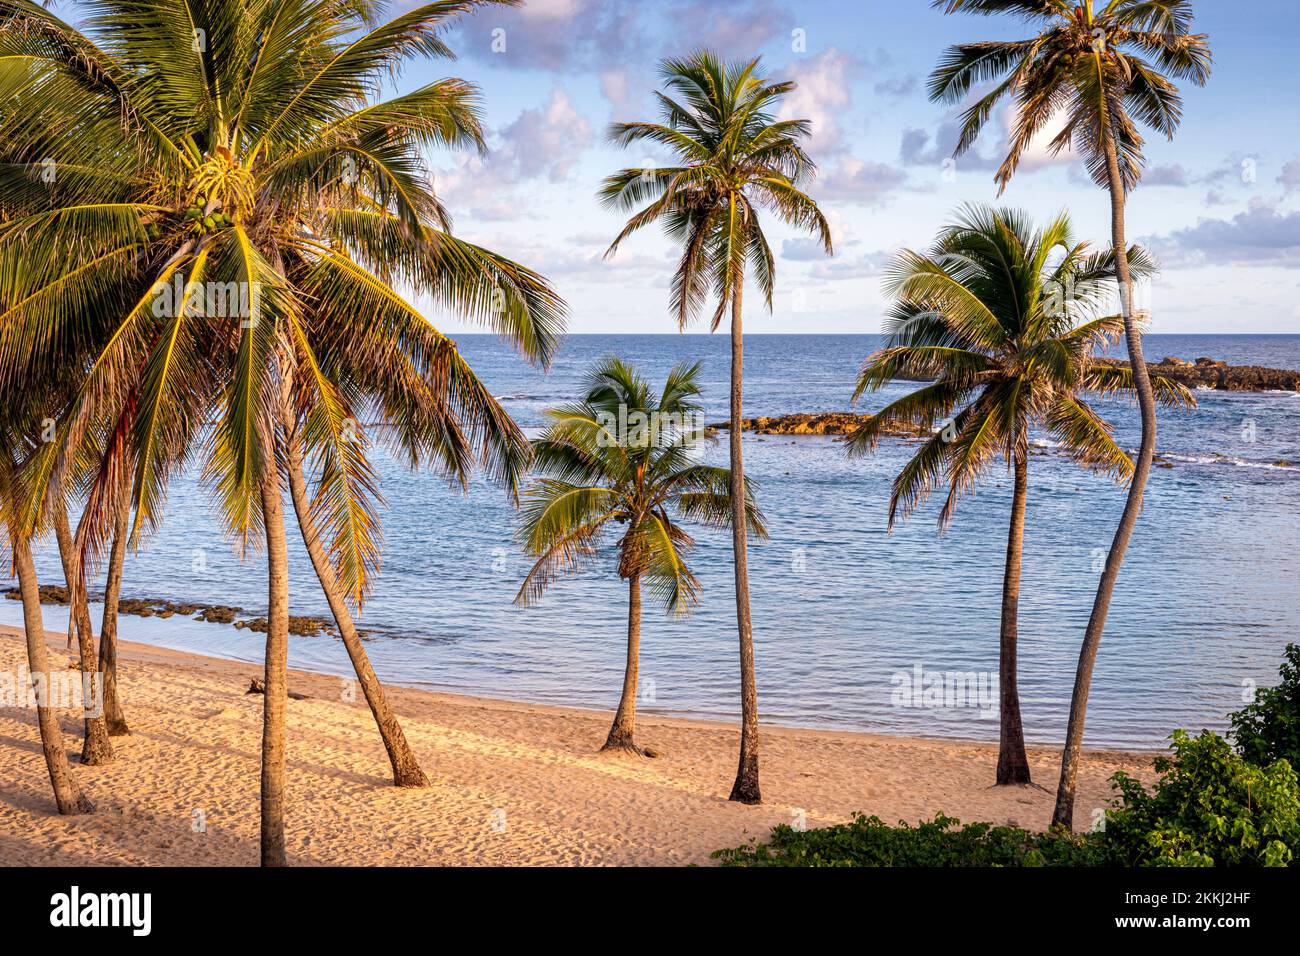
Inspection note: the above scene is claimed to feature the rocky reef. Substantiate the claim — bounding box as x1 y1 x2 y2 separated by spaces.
1094 356 1300 392
707 412 931 437
4 587 335 637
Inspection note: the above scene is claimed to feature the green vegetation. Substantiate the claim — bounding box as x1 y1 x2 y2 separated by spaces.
1230 643 1300 770
713 813 1109 867
1107 731 1299 867
716 646 1300 867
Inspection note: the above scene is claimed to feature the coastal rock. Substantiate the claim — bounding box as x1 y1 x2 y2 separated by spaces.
1095 357 1300 391
3 584 69 604
196 605 240 624
706 412 932 437
887 356 1300 391
235 615 333 637
118 597 206 618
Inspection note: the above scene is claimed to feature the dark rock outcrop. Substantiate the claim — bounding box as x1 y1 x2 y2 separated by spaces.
888 356 1297 391
8 586 333 637
1092 356 1294 390
707 412 932 437
235 614 332 637
1092 357 1300 392
4 584 69 604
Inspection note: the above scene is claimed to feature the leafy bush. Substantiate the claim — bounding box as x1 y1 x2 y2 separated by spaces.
712 813 1109 867
716 645 1300 868
1104 730 1299 867
1230 643 1300 770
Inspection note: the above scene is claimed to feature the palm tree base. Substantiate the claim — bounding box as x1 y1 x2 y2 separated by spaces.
80 732 114 767
105 721 130 737
996 747 1032 786
392 766 430 788
62 794 95 815
600 727 657 758
728 754 761 804
995 766 1032 786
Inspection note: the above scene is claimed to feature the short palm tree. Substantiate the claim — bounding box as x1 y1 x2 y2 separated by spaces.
600 50 830 802
847 205 1193 785
0 0 563 861
928 0 1211 827
515 358 766 756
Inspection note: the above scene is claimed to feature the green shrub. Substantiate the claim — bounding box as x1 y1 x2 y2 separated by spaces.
1230 642 1300 769
1105 729 1299 867
711 812 1109 867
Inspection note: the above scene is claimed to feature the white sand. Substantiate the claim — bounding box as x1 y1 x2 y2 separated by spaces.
0 627 1152 865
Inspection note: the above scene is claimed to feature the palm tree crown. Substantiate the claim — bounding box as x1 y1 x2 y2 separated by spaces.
929 0 1212 192
0 0 565 600
516 358 766 612
847 204 1194 526
599 50 832 327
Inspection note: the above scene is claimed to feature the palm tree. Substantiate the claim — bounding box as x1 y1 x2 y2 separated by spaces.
928 0 1211 828
846 205 1193 785
516 358 766 755
51 493 114 765
0 412 93 815
0 0 563 863
600 50 831 802
97 486 132 736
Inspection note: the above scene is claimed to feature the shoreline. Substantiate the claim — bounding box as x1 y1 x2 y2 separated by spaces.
0 626 1152 866
0 602 1173 752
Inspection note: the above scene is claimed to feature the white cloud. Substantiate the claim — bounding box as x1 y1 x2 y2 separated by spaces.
495 88 592 183
779 47 857 157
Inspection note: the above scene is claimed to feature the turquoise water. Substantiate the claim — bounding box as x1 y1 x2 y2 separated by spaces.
7 334 1299 748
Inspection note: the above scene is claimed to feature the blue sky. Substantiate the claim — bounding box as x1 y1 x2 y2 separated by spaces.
392 2 1294 333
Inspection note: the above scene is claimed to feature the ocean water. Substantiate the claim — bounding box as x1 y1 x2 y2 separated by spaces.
6 334 1299 749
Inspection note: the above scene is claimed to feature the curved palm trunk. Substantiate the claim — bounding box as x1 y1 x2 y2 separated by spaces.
602 573 643 754
996 449 1031 785
1052 136 1158 830
727 283 761 804
14 533 93 814
281 420 428 787
97 490 131 736
51 499 113 766
259 465 290 867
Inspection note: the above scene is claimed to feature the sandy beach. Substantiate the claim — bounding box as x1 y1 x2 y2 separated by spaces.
0 626 1153 866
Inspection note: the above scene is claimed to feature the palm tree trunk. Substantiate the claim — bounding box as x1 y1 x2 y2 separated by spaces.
726 281 761 805
996 448 1031 785
259 464 290 867
280 416 428 787
51 498 113 766
13 533 93 814
602 573 642 754
1051 135 1158 830
97 490 131 736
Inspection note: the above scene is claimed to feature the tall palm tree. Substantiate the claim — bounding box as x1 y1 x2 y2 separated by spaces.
515 358 766 755
0 0 563 863
0 410 94 814
847 205 1193 784
928 0 1211 828
600 50 831 803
